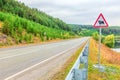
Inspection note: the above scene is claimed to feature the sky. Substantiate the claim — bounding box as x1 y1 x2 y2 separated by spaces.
18 0 120 26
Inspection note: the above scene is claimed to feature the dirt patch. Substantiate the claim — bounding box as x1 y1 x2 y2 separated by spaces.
0 22 3 28
0 34 7 43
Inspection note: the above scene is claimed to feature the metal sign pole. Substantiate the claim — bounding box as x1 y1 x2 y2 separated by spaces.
93 13 108 72
98 28 102 65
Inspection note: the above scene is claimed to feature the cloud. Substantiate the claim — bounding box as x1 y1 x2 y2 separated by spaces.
18 0 120 26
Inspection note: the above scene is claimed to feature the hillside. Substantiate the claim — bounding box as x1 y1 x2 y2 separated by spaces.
0 11 74 46
0 0 77 46
0 0 71 31
69 24 97 36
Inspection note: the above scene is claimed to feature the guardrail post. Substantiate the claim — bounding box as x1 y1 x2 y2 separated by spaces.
65 41 89 80
74 69 87 80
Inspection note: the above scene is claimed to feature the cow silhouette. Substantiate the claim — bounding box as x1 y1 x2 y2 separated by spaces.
98 20 104 25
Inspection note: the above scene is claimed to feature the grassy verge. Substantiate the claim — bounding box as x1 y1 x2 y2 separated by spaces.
51 43 85 80
88 39 120 80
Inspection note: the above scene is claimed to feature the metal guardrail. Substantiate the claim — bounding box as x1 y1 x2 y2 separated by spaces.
65 41 89 80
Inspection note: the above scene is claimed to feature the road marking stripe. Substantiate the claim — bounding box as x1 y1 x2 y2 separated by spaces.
0 42 70 60
0 50 40 60
0 39 82 60
5 40 86 80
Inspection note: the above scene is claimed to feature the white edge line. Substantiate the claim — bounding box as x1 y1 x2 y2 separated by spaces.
0 38 83 60
0 44 59 60
4 40 86 80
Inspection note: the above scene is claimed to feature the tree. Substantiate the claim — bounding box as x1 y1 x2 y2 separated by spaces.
0 0 3 9
92 32 99 41
103 34 115 48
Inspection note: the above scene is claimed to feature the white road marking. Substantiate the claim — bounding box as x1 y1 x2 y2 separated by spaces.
4 40 86 80
0 44 60 60
0 38 84 60
0 51 35 60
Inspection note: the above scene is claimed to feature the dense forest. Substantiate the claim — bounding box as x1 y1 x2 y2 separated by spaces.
0 0 71 31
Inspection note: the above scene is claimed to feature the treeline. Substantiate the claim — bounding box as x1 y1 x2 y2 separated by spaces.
102 26 120 35
115 36 120 48
69 24 82 34
93 32 115 48
69 24 120 36
0 12 73 44
69 24 96 36
92 27 120 48
0 0 71 31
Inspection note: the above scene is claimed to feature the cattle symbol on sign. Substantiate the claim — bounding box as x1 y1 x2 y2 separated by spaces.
93 13 108 28
98 20 104 25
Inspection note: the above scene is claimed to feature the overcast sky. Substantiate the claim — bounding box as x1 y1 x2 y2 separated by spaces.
18 0 120 26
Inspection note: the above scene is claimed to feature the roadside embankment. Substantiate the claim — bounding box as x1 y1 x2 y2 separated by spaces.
88 39 120 80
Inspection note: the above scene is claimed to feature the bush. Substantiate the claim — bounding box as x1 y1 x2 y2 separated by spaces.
24 33 33 43
103 34 115 48
92 32 99 41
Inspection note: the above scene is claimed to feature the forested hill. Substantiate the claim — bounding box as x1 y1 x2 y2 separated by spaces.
0 0 71 31
0 0 75 46
69 24 120 36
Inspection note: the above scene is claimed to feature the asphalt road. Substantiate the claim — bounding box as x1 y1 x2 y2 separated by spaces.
0 37 88 80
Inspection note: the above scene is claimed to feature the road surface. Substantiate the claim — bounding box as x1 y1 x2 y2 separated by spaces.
0 37 88 80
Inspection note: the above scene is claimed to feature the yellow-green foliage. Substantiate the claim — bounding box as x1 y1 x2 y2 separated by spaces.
0 0 71 31
103 34 115 48
92 32 99 41
0 12 72 44
93 32 115 48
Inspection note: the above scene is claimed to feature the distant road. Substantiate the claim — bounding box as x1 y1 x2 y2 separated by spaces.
0 37 88 80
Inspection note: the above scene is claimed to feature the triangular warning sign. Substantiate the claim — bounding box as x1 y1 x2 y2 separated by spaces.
93 13 108 28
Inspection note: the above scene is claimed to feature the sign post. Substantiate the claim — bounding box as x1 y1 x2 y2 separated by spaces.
93 13 108 71
98 27 101 65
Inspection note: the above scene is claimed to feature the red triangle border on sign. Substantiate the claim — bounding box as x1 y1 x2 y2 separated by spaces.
93 13 108 28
